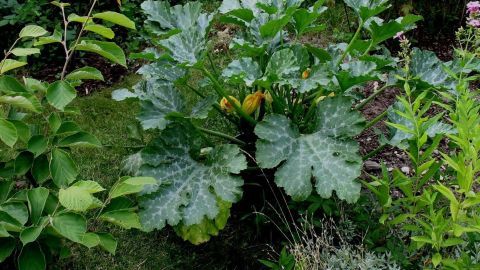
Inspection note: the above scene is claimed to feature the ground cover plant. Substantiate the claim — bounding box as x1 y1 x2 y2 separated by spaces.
2 0 480 269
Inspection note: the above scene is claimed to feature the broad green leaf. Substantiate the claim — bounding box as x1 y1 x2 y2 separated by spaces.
50 149 78 187
158 28 207 66
263 48 300 83
0 75 27 93
0 181 14 204
293 6 327 36
109 176 156 199
344 0 390 21
34 29 62 46
84 24 115 39
57 132 102 147
432 253 442 267
27 187 49 224
11 48 41 57
65 67 104 81
51 212 86 243
97 233 117 255
135 124 246 231
255 97 364 202
67 13 91 23
72 180 105 194
93 11 136 29
222 57 261 87
0 238 15 262
100 209 142 229
259 8 295 38
410 48 448 87
0 119 18 147
80 232 100 248
367 15 422 46
19 25 48 38
10 120 30 143
20 226 44 245
31 155 50 184
141 1 211 33
337 61 378 91
137 60 186 81
0 59 27 74
2 202 29 226
59 186 93 212
131 79 213 130
46 81 76 111
174 199 231 245
75 40 127 67
18 242 46 270
56 121 81 135
14 152 34 175
0 94 42 112
28 135 48 157
111 88 137 101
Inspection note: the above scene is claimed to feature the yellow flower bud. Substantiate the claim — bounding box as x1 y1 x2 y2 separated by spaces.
264 91 273 104
242 91 264 115
314 92 335 104
220 96 240 113
302 68 311 79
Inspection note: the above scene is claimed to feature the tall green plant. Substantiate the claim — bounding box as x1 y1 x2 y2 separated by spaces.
113 0 423 244
0 2 147 269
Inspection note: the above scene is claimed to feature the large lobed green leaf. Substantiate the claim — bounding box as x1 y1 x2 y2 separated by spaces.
255 97 365 203
134 124 247 231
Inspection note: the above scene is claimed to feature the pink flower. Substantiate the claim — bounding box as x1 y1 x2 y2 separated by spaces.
468 18 480 27
467 1 480 14
394 31 406 41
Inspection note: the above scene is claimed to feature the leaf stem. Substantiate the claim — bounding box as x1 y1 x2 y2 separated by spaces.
363 144 387 160
365 110 387 130
355 84 388 110
60 0 98 80
336 19 364 66
196 126 246 145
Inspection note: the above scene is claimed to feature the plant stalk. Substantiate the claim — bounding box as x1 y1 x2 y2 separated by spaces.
355 84 389 110
196 127 246 145
365 110 388 130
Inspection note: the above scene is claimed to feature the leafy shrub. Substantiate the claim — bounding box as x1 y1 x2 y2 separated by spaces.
0 1 147 269
113 0 425 244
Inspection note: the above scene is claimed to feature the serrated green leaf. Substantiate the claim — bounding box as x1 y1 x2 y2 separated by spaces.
57 132 102 147
93 11 136 29
59 186 93 212
84 24 115 39
0 59 27 74
135 124 246 231
34 29 62 46
255 97 364 203
27 135 48 157
65 67 104 82
109 177 156 199
410 48 448 87
27 187 49 224
46 81 76 111
72 180 105 194
50 148 78 187
0 119 18 147
97 233 117 255
11 48 41 57
0 94 42 113
18 242 46 270
0 238 15 262
19 25 48 38
75 40 126 67
20 226 44 245
51 212 86 243
100 209 142 229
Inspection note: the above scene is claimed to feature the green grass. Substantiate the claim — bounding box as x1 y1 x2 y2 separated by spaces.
56 74 205 270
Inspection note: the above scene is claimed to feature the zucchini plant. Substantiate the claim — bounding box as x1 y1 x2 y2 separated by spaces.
113 0 423 244
0 1 149 269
